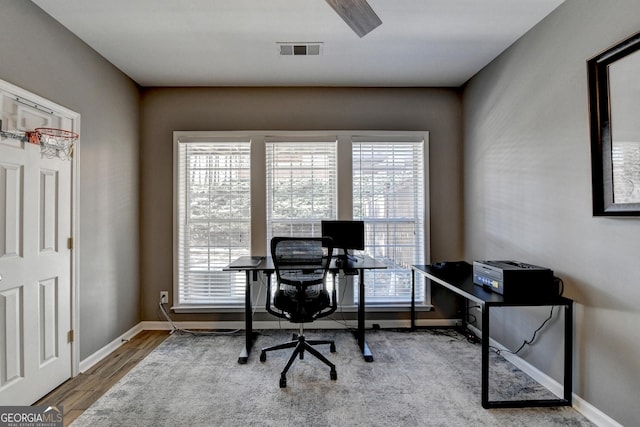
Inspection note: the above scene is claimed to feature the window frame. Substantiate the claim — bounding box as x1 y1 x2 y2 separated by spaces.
173 134 253 309
173 131 430 312
352 138 426 306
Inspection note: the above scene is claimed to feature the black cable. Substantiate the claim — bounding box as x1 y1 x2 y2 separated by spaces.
490 305 556 356
157 275 267 336
490 277 563 354
555 276 565 296
424 328 467 340
158 301 243 335
466 313 477 325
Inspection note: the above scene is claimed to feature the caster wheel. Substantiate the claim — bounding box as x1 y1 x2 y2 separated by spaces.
279 376 287 388
330 369 337 381
330 343 336 353
260 351 266 362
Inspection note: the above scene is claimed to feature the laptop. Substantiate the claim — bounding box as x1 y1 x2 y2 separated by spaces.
228 256 264 268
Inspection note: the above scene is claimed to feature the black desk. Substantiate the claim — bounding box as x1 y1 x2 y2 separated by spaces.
225 255 386 364
411 263 573 409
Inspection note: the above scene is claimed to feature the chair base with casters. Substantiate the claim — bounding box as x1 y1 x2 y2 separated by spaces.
263 236 338 388
260 324 337 388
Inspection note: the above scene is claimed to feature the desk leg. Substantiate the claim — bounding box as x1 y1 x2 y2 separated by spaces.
410 269 416 330
482 302 573 408
564 302 573 403
481 303 490 408
238 270 253 364
355 269 373 362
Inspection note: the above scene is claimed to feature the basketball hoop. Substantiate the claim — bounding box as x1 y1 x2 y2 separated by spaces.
33 127 79 160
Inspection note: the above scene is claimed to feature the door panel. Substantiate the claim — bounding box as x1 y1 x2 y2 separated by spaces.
0 285 23 387
40 170 59 253
0 162 22 258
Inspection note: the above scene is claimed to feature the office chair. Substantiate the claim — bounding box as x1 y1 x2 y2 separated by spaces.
261 236 337 388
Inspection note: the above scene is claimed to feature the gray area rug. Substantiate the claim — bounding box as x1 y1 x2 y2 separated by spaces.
72 329 593 426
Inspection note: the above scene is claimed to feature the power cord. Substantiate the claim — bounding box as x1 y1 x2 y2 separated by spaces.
556 276 565 296
472 277 565 352
158 282 264 336
464 304 481 327
490 305 556 356
453 304 481 343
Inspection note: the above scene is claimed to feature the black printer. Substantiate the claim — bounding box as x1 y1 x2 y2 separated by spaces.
473 260 558 301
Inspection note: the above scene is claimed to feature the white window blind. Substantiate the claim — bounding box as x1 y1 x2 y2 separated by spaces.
353 139 425 304
265 138 338 242
176 139 251 306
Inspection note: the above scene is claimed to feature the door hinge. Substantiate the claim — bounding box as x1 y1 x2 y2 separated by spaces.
68 330 74 343
68 237 73 250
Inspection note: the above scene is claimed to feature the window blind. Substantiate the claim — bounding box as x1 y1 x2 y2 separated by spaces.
353 139 425 304
265 139 338 243
176 140 251 306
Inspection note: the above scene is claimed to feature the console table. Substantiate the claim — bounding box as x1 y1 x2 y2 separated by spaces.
411 263 573 409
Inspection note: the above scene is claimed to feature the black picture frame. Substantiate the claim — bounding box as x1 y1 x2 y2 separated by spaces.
588 31 640 216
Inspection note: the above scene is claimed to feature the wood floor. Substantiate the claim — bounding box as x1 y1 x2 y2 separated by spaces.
34 330 170 426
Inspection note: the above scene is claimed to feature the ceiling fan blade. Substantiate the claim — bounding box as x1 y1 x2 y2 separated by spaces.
325 0 382 38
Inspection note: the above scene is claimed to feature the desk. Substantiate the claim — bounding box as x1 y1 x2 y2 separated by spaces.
411 263 573 409
225 255 386 364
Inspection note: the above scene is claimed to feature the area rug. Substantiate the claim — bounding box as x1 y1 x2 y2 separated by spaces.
71 329 593 426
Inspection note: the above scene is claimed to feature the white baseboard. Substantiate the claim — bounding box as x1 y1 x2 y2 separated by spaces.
142 317 457 331
467 325 623 427
78 323 144 373
571 397 624 427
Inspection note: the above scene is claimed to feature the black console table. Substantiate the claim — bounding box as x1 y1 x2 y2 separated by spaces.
411 263 573 409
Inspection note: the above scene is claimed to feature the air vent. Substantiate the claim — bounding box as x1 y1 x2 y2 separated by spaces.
278 42 323 56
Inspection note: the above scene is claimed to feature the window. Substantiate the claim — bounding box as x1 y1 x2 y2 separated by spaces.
353 138 425 304
175 138 251 306
265 138 337 241
174 131 429 310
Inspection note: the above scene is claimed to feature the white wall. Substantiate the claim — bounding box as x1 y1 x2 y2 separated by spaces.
0 0 141 359
463 1 640 425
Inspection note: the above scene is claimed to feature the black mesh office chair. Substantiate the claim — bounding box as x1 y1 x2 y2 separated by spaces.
261 236 337 388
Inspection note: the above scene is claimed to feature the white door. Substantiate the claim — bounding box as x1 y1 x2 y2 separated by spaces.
0 89 74 404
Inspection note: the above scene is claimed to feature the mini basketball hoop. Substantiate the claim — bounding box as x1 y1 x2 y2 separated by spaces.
33 127 79 160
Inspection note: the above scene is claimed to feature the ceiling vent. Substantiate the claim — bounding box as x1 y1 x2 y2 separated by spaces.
278 42 323 56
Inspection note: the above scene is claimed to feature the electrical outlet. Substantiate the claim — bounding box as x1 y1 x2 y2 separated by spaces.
160 291 168 304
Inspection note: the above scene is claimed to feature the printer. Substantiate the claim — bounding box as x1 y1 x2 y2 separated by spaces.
473 260 558 301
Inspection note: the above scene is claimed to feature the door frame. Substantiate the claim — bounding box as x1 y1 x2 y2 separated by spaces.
0 78 80 377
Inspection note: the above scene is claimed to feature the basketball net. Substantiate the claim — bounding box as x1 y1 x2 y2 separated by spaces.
33 127 79 161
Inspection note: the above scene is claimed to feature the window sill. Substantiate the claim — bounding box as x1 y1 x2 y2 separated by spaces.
171 304 433 314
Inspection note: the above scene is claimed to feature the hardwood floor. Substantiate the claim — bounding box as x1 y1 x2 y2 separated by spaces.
34 330 170 426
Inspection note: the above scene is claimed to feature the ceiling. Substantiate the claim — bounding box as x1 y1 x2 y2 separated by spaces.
31 0 564 87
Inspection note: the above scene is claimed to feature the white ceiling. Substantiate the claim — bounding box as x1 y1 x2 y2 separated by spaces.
31 0 564 87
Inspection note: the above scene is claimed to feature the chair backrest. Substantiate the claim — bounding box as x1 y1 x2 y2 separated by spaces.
271 237 333 288
269 236 335 322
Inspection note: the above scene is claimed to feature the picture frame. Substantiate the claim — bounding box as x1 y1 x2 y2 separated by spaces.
588 31 640 216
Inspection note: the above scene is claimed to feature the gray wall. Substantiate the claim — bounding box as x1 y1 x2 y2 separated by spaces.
139 87 464 321
463 0 640 425
0 1 141 359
